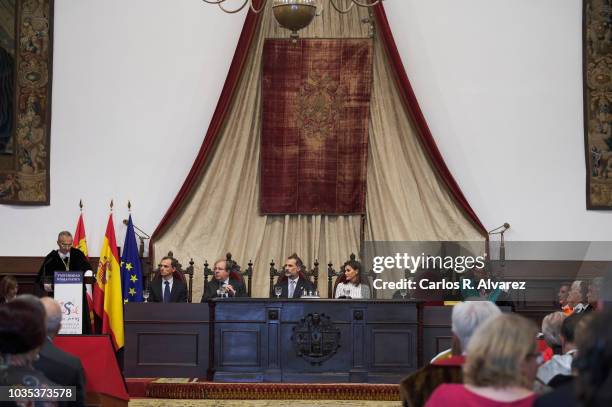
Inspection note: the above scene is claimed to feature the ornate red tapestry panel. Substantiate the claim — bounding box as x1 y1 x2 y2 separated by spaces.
261 39 373 214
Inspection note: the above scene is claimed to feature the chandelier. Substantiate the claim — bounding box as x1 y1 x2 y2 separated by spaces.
202 0 384 37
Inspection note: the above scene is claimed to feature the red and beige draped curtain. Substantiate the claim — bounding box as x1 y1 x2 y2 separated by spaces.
151 3 486 300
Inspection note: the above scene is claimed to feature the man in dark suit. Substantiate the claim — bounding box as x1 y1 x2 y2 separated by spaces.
201 259 247 301
36 231 92 293
272 253 315 298
36 231 93 333
34 297 86 407
149 256 188 303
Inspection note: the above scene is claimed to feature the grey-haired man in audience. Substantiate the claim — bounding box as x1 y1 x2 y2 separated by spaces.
449 300 502 358
33 297 86 407
536 312 581 386
400 300 501 407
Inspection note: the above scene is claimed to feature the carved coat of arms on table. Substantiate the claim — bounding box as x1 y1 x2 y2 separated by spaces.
291 312 341 365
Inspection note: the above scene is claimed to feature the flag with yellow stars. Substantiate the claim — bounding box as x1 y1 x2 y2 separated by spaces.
121 215 143 303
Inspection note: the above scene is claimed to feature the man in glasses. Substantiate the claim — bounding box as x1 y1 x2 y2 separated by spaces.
201 259 247 301
35 230 93 332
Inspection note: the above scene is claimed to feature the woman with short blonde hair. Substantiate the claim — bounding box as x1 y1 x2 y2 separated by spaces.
426 314 539 406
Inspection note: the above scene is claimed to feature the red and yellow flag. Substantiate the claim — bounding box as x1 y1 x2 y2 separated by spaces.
73 213 88 256
93 214 124 350
73 212 95 332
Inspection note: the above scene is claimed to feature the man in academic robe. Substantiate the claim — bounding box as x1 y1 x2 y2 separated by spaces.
149 256 188 303
34 297 86 407
201 259 247 301
36 231 93 333
271 253 315 299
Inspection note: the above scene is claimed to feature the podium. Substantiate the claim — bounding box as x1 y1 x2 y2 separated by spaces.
51 271 96 334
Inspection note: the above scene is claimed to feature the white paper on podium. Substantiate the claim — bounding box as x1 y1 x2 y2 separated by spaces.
54 271 83 334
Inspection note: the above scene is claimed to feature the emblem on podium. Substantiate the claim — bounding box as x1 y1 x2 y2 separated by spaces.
291 312 340 365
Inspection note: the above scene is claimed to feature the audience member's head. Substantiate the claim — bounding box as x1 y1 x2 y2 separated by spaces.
587 277 603 309
41 297 62 338
558 282 570 308
573 310 612 406
0 295 46 361
541 311 566 353
0 275 18 303
560 312 582 354
464 314 539 389
451 300 501 354
567 280 587 308
343 259 363 286
213 259 230 282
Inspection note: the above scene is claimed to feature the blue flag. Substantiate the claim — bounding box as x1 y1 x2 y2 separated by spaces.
120 215 144 303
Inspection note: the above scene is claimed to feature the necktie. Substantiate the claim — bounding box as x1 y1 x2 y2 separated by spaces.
164 281 171 303
288 279 296 298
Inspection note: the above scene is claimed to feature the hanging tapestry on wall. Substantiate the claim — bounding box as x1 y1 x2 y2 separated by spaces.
584 0 612 209
261 39 373 214
0 0 53 205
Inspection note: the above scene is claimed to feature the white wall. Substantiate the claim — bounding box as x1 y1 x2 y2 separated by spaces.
1 0 608 257
384 0 609 242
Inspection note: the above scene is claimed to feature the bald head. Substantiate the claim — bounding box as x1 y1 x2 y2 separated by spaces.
41 297 62 337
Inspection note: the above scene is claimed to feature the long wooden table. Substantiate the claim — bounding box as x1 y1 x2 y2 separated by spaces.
124 300 463 383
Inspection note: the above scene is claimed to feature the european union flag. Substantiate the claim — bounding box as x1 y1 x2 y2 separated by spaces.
120 215 143 303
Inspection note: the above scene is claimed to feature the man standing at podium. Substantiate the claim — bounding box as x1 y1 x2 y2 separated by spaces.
36 231 93 332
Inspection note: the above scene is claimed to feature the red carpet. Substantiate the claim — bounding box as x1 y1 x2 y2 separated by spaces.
126 379 400 401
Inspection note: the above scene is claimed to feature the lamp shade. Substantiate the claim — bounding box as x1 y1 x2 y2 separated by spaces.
272 0 317 37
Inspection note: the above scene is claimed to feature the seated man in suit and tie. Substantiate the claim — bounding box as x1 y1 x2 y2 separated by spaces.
201 259 247 301
272 253 316 299
149 256 188 303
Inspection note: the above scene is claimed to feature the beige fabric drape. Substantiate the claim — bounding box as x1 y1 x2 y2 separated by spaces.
154 3 484 301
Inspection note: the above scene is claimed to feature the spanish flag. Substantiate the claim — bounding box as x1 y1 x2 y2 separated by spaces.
73 213 95 332
93 214 124 350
